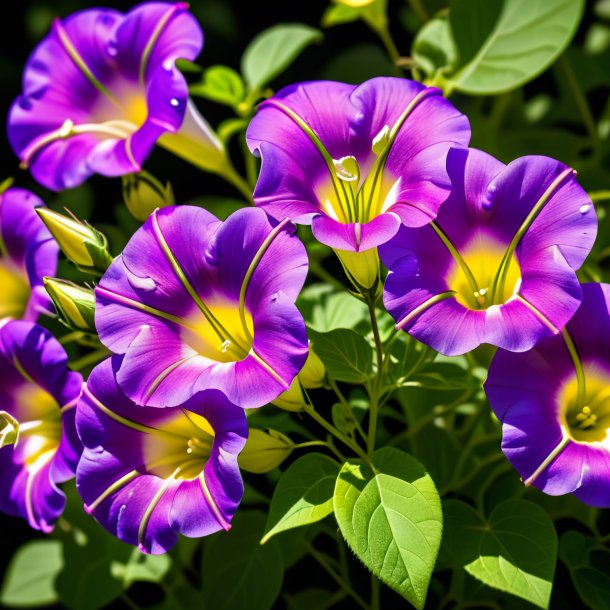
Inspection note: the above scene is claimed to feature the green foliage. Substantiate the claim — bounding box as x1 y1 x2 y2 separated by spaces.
202 512 284 610
308 328 374 383
443 499 558 608
241 24 323 91
263 453 340 542
189 65 246 108
334 448 442 608
1 540 63 608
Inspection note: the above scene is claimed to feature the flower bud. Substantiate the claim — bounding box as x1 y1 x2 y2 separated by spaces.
43 277 95 333
122 170 174 221
272 378 307 412
238 428 294 473
299 343 326 389
36 208 113 275
335 0 375 6
335 247 381 293
0 411 19 448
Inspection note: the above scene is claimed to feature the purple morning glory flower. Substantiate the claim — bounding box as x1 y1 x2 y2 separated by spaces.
246 77 470 253
76 356 247 554
0 319 82 531
380 148 597 356
0 187 58 321
8 2 223 191
485 283 610 508
95 206 309 410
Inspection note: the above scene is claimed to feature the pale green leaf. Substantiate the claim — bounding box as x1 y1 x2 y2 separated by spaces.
448 0 585 94
443 499 557 608
263 453 340 543
241 24 323 90
111 552 171 588
1 541 63 608
334 448 442 609
189 64 245 107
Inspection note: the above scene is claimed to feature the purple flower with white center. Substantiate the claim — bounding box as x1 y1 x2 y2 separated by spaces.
0 319 82 531
246 77 470 253
8 2 224 191
485 283 610 508
76 356 247 554
380 148 597 356
95 206 309 410
0 187 58 321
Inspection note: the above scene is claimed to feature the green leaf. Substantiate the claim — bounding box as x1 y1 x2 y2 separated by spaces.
110 552 171 588
241 24 323 91
412 16 457 78
443 499 557 608
559 531 610 610
1 540 63 608
297 287 368 333
202 512 284 610
448 0 585 94
263 453 340 543
321 4 360 27
334 448 442 609
189 64 245 107
308 328 374 383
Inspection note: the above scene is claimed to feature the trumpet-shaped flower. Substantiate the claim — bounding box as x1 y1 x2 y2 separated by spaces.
0 188 57 321
485 283 610 507
380 148 597 355
95 206 308 409
8 2 224 191
246 77 470 253
0 319 82 531
76 356 247 554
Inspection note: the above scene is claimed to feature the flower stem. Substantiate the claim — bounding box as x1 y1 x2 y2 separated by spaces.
366 293 384 457
328 377 367 443
371 573 380 610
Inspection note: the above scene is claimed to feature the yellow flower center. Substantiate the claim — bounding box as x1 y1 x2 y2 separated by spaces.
559 367 610 446
0 258 30 319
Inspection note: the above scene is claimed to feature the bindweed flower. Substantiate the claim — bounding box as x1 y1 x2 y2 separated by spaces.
380 148 597 356
36 208 114 275
76 356 247 554
485 283 610 508
95 206 309 409
0 188 57 321
8 2 226 191
0 319 82 531
43 278 96 334
246 77 470 288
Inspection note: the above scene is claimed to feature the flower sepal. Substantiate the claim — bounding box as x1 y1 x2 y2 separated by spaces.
335 247 382 297
122 170 175 222
238 428 294 473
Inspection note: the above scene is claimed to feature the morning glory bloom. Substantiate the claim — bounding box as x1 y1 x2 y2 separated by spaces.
380 148 597 356
485 283 610 507
8 2 225 191
0 319 82 531
0 188 57 321
77 356 247 554
95 206 308 409
246 77 470 257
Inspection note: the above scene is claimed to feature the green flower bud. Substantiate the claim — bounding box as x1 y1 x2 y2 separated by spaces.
238 428 294 473
272 377 307 412
0 411 19 448
43 277 95 333
300 343 326 389
36 208 113 276
122 170 174 222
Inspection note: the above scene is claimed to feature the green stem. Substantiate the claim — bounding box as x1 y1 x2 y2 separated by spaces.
557 54 601 158
375 25 402 71
366 294 384 458
562 328 586 407
371 573 380 610
305 543 369 610
328 377 367 443
293 440 332 450
71 348 110 371
241 135 258 189
303 403 369 464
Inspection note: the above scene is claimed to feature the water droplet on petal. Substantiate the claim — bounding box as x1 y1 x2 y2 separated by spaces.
170 98 180 107
580 204 591 214
221 340 231 353
163 59 174 71
107 42 118 57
